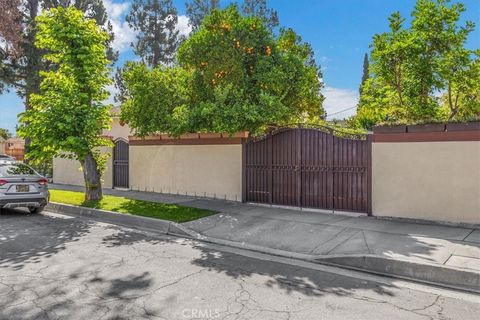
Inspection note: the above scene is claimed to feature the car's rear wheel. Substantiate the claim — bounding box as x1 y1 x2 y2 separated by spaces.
28 206 44 214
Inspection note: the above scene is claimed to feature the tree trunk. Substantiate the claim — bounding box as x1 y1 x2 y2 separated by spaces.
23 0 41 161
81 152 103 201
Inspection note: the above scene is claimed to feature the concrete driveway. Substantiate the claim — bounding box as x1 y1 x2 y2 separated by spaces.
1 208 480 320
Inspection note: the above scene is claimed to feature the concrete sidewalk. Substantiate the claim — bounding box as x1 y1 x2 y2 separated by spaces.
51 184 480 291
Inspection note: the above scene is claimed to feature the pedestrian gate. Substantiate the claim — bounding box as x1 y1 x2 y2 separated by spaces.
243 127 371 214
113 139 129 189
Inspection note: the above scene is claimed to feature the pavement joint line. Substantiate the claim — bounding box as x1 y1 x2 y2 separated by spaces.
321 229 361 255
306 226 349 254
461 228 476 241
442 253 454 266
327 229 359 254
363 230 372 254
443 253 480 269
244 211 353 226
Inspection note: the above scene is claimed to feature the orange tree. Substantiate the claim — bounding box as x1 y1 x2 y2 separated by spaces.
121 5 324 136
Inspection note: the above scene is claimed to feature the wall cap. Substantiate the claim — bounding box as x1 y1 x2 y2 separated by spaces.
373 121 480 134
373 122 480 142
373 130 480 143
129 132 248 145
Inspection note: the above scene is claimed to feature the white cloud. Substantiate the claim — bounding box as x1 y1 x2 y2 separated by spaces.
177 15 192 37
104 81 118 106
318 56 328 70
103 0 191 53
104 0 135 53
322 86 359 120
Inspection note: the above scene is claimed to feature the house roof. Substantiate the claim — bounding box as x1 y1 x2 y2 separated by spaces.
6 136 24 142
110 106 121 116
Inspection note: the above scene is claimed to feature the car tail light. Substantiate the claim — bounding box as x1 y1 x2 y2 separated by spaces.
0 179 7 186
38 178 48 185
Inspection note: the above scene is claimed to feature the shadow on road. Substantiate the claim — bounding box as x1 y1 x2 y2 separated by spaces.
0 208 401 320
100 225 399 299
0 208 93 270
190 242 397 298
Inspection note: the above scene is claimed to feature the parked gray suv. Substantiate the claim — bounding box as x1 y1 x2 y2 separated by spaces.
0 162 50 213
0 154 16 162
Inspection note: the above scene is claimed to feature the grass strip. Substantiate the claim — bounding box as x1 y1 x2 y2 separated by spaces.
50 189 216 223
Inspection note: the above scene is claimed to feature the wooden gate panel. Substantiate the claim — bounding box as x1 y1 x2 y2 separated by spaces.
245 136 269 203
299 129 332 209
332 136 368 212
271 129 299 207
245 127 371 214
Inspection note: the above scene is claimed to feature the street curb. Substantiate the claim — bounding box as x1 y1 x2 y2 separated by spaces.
314 255 480 294
46 202 480 294
46 202 193 238
186 234 480 294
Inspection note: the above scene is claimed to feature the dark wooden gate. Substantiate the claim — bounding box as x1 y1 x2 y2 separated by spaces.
113 139 129 189
244 127 372 214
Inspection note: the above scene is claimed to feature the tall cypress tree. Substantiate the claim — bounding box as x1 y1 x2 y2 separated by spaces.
359 53 369 94
126 0 181 67
0 0 116 98
0 0 116 154
186 0 220 31
0 0 23 65
241 0 279 30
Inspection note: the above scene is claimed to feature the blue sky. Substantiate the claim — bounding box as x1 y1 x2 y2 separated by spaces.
1 0 479 133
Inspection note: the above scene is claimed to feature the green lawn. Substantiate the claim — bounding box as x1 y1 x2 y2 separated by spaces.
49 189 216 223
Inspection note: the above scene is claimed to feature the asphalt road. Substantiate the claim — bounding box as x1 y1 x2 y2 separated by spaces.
1 209 479 320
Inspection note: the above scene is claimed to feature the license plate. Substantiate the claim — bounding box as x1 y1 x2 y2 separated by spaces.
16 185 29 192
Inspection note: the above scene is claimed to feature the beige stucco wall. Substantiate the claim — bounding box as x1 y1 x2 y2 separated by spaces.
372 141 480 224
130 144 242 201
53 116 130 188
53 148 113 188
52 157 84 186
